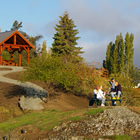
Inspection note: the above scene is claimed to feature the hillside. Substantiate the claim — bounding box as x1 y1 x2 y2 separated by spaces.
0 69 140 140
3 71 89 111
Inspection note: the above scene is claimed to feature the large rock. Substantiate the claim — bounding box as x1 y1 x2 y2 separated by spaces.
19 96 44 110
18 85 48 110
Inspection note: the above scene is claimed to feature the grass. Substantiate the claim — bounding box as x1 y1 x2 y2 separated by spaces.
68 116 81 121
0 106 23 123
0 108 103 134
84 107 104 115
102 135 131 140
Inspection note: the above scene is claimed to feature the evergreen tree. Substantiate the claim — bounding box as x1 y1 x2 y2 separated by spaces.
125 32 134 74
112 35 119 73
125 32 130 73
129 33 134 69
104 42 112 72
41 40 47 59
10 20 28 37
11 20 23 31
103 32 134 75
52 12 83 61
119 33 125 72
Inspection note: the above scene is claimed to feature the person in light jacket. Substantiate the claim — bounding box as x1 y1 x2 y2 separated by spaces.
96 86 106 106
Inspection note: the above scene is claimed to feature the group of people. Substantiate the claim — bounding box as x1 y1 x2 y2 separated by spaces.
89 78 122 107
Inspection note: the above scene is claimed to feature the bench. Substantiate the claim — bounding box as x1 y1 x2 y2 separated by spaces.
93 94 122 107
2 60 17 66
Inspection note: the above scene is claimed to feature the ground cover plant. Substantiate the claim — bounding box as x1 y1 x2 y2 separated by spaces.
0 108 104 135
102 135 131 140
0 106 23 123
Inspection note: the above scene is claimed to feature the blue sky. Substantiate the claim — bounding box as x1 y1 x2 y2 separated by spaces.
0 0 140 66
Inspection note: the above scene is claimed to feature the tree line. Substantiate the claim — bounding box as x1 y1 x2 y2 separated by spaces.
103 33 134 75
3 12 84 65
3 11 138 105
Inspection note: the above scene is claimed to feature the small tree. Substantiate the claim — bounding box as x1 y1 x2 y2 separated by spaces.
41 40 47 60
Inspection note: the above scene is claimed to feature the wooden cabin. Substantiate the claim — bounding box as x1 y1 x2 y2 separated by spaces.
0 30 35 66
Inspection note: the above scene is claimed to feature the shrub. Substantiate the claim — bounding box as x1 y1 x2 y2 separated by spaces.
23 55 108 97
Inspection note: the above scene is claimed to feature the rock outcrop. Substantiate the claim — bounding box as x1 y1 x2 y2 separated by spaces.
19 84 48 110
48 107 140 140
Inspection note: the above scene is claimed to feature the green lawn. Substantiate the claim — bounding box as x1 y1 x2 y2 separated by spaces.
102 135 131 140
0 108 104 134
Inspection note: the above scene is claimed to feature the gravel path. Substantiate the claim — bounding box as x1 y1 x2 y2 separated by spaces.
0 65 48 110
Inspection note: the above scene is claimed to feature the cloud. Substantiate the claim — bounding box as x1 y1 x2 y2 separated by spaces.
41 19 59 47
24 23 34 33
29 0 40 8
43 20 57 38
80 40 108 64
133 31 140 66
26 0 139 66
24 22 42 37
65 0 137 37
59 0 140 66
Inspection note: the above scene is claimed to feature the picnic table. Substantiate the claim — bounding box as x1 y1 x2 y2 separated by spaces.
93 94 122 107
2 59 17 66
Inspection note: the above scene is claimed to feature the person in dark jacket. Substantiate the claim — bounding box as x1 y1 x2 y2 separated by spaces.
109 78 115 92
89 86 99 107
111 81 122 99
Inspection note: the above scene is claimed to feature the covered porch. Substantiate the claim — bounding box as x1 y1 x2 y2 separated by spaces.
0 30 35 66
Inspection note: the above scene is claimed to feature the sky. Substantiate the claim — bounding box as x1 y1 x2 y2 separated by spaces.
0 0 140 66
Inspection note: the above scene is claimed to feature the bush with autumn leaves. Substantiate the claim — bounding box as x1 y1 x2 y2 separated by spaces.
23 55 108 97
23 54 140 106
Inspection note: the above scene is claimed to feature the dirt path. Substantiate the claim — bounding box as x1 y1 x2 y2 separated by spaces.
0 65 48 92
0 65 48 110
0 65 89 111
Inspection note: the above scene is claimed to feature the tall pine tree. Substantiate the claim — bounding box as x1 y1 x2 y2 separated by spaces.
112 35 119 73
125 32 134 74
103 32 134 75
125 32 130 73
129 33 134 70
52 12 83 61
104 42 112 73
119 33 125 72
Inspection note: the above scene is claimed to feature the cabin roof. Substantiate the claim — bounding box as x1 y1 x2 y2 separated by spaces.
0 30 35 49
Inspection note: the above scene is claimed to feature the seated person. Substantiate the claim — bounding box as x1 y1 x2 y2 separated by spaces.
100 85 106 95
111 81 122 99
89 85 106 107
97 85 106 107
109 78 115 92
89 86 99 107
